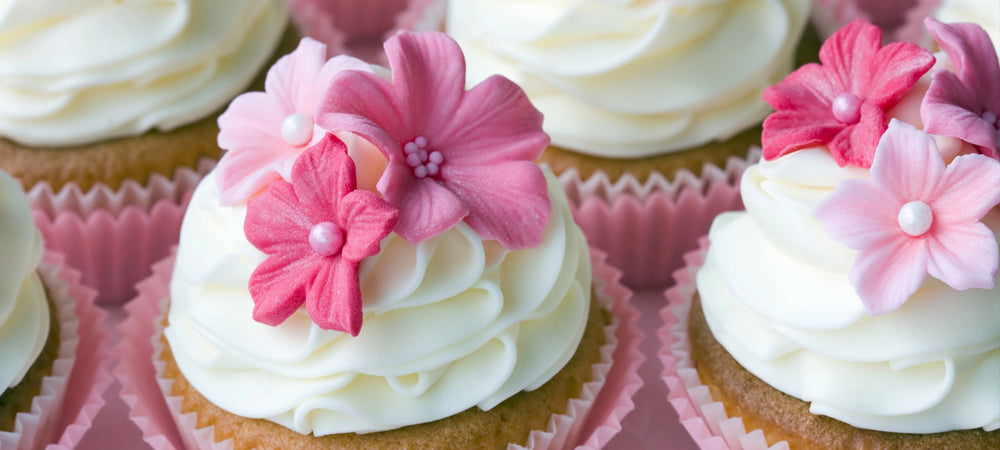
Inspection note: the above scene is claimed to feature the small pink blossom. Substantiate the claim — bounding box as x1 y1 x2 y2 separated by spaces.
763 19 935 168
815 120 1000 315
245 135 399 335
317 31 551 248
216 38 372 205
921 18 1000 160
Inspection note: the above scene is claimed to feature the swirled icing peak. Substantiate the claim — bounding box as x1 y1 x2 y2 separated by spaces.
0 0 288 147
447 0 811 157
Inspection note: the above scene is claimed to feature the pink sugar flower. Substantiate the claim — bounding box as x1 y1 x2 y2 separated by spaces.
763 19 935 168
921 18 1000 160
317 31 551 248
815 120 1000 315
216 37 372 206
245 135 399 335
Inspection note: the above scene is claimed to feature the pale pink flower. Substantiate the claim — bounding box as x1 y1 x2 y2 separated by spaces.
815 120 1000 315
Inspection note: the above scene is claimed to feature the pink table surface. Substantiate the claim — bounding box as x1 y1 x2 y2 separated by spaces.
74 291 695 450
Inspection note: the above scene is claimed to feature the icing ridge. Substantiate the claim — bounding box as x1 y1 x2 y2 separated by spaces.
447 0 810 157
0 0 288 147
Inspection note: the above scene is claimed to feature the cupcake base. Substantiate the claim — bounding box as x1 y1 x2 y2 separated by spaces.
158 297 609 450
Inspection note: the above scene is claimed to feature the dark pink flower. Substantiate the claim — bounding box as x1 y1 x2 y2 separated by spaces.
763 19 935 168
244 135 399 335
216 38 372 206
921 18 1000 160
815 120 1000 315
316 31 551 249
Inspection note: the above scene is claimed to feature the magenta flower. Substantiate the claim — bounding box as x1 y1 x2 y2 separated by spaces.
921 19 1000 160
815 120 1000 315
762 19 935 168
244 135 399 335
316 31 551 249
216 37 372 205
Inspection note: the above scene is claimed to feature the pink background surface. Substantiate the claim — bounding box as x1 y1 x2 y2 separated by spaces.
72 291 695 449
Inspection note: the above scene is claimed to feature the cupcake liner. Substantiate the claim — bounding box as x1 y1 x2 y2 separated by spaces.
557 150 758 291
0 250 108 450
29 158 215 304
658 239 789 450
287 0 447 65
115 247 642 450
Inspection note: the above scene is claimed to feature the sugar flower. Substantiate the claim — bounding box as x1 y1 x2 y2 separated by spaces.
216 37 372 206
317 31 551 248
921 18 1000 160
815 120 1000 315
763 19 935 168
244 135 399 335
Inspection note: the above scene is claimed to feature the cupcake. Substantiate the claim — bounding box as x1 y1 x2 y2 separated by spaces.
662 19 1000 448
0 0 293 302
0 168 106 449
124 31 639 448
446 0 819 183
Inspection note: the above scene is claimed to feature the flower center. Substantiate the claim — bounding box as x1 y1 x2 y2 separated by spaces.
309 222 345 257
897 201 933 237
281 113 314 146
404 136 443 179
832 92 862 124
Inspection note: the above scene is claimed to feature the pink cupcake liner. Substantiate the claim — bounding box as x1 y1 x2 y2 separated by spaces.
115 247 642 450
288 0 447 64
556 150 758 291
658 239 790 450
0 250 109 450
28 159 215 305
811 0 941 45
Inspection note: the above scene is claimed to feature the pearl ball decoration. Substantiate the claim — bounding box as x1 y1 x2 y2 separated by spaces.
832 92 862 124
897 201 933 237
281 113 314 146
309 222 345 257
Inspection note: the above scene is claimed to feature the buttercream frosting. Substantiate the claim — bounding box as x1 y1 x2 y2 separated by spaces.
0 0 288 147
0 170 48 391
697 147 1000 433
446 0 810 158
165 167 592 435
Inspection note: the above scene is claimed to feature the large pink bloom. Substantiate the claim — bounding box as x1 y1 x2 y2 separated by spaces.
763 19 934 168
317 31 551 248
216 38 371 205
921 19 1000 160
815 120 1000 315
245 135 399 335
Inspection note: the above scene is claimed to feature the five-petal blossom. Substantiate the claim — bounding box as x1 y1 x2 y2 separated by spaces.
921 18 1000 160
762 19 935 168
244 135 399 335
316 31 551 248
815 120 1000 315
216 37 372 205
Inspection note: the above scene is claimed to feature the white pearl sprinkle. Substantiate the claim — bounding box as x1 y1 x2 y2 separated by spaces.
415 136 428 148
404 142 420 154
414 165 428 178
281 113 313 146
898 201 933 237
425 162 439 176
429 151 443 164
406 153 422 167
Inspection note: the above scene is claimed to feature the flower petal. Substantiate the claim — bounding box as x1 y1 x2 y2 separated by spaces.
339 190 399 261
932 152 1000 223
851 236 929 315
245 180 313 251
317 70 405 159
926 222 999 291
922 70 999 158
815 179 901 250
443 161 551 249
819 20 882 94
761 109 843 161
266 38 328 113
870 121 944 202
306 257 363 335
379 162 468 244
863 40 934 107
288 135 357 222
925 19 1000 108
432 75 549 165
249 250 321 326
384 31 467 140
839 102 886 168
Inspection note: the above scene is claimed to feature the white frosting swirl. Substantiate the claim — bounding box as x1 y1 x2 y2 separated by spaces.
697 148 1000 433
0 0 288 147
446 0 810 158
165 169 592 435
0 170 48 391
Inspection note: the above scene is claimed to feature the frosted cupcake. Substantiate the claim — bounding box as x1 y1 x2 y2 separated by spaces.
132 31 639 449
662 19 1000 448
